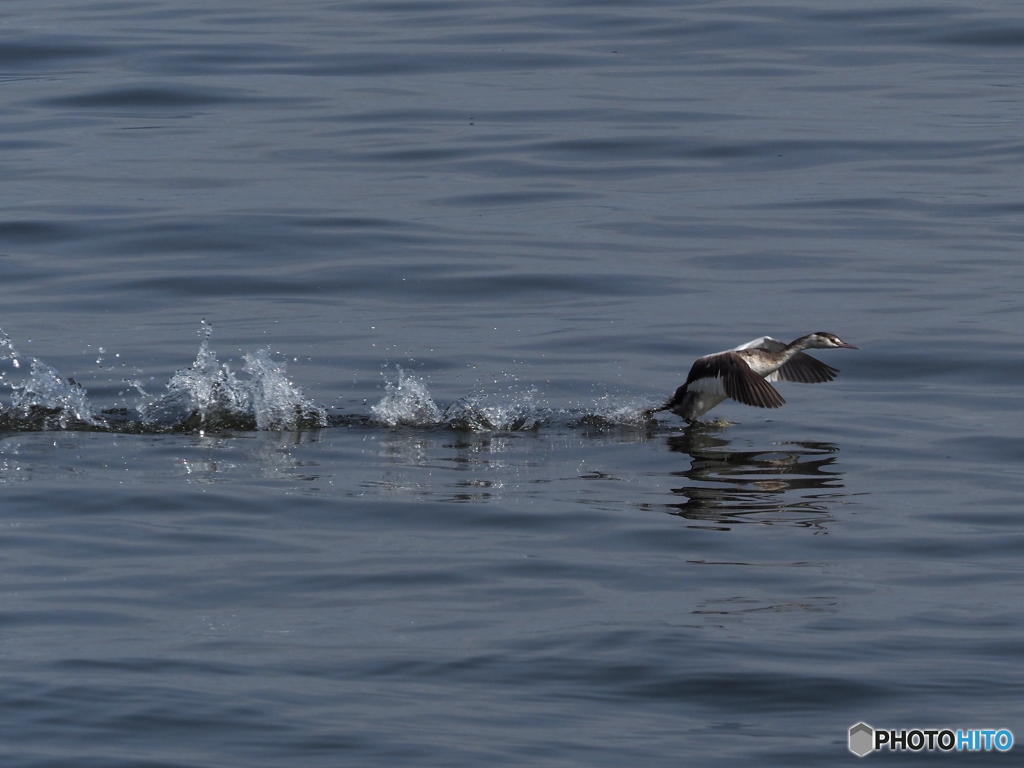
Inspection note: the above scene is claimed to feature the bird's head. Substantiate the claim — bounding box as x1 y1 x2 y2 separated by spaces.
808 332 858 350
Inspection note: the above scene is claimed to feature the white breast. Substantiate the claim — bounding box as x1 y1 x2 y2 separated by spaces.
686 375 727 397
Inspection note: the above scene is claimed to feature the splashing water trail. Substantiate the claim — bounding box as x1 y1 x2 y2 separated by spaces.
0 325 668 435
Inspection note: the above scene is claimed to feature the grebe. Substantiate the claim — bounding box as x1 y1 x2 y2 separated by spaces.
655 332 857 422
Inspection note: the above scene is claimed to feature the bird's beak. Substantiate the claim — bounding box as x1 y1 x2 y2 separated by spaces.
839 342 858 349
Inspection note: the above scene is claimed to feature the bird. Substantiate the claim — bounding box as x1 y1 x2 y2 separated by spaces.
654 332 857 422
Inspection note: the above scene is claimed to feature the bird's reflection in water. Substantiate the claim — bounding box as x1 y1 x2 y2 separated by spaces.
665 425 848 531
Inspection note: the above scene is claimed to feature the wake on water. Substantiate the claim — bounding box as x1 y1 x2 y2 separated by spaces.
0 325 658 435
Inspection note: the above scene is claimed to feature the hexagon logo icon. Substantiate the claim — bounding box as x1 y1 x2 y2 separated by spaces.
849 722 874 757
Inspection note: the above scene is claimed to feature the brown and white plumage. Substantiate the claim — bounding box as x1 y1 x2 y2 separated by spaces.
656 332 857 422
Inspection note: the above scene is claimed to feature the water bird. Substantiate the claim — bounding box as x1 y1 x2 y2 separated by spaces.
655 332 857 422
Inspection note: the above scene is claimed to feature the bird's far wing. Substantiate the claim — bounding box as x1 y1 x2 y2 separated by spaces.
731 336 786 353
768 352 840 384
697 352 785 409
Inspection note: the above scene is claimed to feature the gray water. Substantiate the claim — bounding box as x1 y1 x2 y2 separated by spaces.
1 1 1023 765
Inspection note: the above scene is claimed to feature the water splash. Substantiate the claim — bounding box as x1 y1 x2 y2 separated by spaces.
370 369 550 431
0 328 103 430
138 331 326 432
243 348 326 431
7 358 103 429
370 368 443 427
138 332 239 429
0 328 21 369
442 389 546 431
585 393 659 427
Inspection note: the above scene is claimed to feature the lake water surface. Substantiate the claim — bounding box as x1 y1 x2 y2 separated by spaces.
1 1 1023 765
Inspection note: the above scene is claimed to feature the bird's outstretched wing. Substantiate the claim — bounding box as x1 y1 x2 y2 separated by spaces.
769 353 839 383
687 352 785 409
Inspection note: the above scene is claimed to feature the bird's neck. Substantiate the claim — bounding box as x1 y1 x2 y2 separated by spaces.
785 334 818 354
